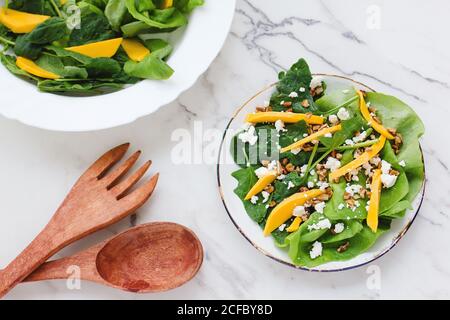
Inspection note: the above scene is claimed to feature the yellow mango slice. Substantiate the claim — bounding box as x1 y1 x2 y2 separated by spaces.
263 189 324 236
16 57 59 79
162 0 174 8
121 39 150 62
286 216 302 233
329 136 386 181
280 125 342 153
66 38 123 58
0 8 50 33
367 169 382 232
246 112 324 125
358 90 394 140
244 171 277 201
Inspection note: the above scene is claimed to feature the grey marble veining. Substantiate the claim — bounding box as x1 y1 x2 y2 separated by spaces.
1 0 449 299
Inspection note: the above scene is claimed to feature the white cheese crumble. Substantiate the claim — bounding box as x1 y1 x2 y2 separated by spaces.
381 173 398 188
274 120 286 132
238 125 258 145
267 160 278 171
278 224 286 232
307 181 315 188
310 77 323 89
250 196 258 204
316 181 329 191
338 203 345 210
399 160 406 167
291 148 301 155
277 174 286 180
287 181 295 190
345 184 362 197
345 139 355 146
370 156 381 166
309 241 323 259
308 218 331 231
310 169 316 176
280 100 285 105
324 133 333 138
328 114 339 124
353 131 367 143
300 165 308 174
254 167 269 179
381 160 392 174
303 133 309 138
325 157 341 172
293 205 306 217
337 108 351 120
299 87 306 93
314 202 326 214
289 91 299 98
261 191 270 203
334 223 345 234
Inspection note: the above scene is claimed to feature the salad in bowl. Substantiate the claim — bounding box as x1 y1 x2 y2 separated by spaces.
222 58 425 269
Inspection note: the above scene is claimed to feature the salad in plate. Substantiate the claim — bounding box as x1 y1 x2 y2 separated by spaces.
230 58 425 267
0 0 203 94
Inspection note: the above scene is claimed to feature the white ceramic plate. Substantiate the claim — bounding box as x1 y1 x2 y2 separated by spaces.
0 0 236 131
217 75 425 272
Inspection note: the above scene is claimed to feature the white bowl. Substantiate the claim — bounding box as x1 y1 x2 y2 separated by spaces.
217 75 425 272
0 0 236 131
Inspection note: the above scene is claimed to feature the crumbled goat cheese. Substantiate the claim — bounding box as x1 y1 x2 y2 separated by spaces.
291 148 301 155
309 241 323 259
362 162 373 176
287 181 295 190
250 196 258 204
316 181 329 191
399 160 406 167
300 165 308 174
275 120 286 132
254 167 269 179
293 206 306 217
353 131 367 143
345 139 355 146
261 191 270 203
307 181 315 188
299 87 306 92
310 169 316 176
345 184 362 196
370 156 381 166
334 223 345 234
381 173 398 188
337 108 351 120
324 133 333 138
238 125 258 145
280 100 285 105
308 218 331 231
277 174 286 180
328 114 339 124
289 91 299 98
310 77 323 89
278 224 286 232
314 202 326 214
303 133 309 138
325 157 341 172
267 160 278 171
338 203 345 210
352 175 360 182
381 160 392 174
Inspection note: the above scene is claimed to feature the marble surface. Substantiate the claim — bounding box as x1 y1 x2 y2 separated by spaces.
1 0 449 299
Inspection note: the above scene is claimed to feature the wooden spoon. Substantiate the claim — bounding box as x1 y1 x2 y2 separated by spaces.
0 144 159 298
24 223 204 293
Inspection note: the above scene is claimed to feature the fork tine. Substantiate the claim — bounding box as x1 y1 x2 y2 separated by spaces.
101 150 141 189
119 173 159 209
82 143 130 180
110 160 152 199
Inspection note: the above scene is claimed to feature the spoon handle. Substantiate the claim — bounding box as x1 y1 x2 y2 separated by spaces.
24 243 106 284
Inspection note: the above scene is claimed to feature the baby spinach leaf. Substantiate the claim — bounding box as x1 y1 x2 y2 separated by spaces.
69 11 116 46
0 52 38 80
271 172 303 203
366 92 425 203
85 57 121 78
144 39 173 58
105 0 128 31
270 58 318 114
26 17 68 45
125 0 188 29
45 45 93 64
14 35 43 60
232 167 269 224
320 220 364 244
124 53 173 79
9 0 57 16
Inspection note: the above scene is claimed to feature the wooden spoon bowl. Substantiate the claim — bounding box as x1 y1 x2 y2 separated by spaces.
25 223 204 293
96 223 204 293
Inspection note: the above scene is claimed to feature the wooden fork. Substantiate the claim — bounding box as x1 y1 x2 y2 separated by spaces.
0 143 159 298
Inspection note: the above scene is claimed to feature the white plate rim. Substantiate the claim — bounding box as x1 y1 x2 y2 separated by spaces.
217 74 426 272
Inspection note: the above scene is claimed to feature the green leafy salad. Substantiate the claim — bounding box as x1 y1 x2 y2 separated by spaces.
0 0 203 94
231 58 425 267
